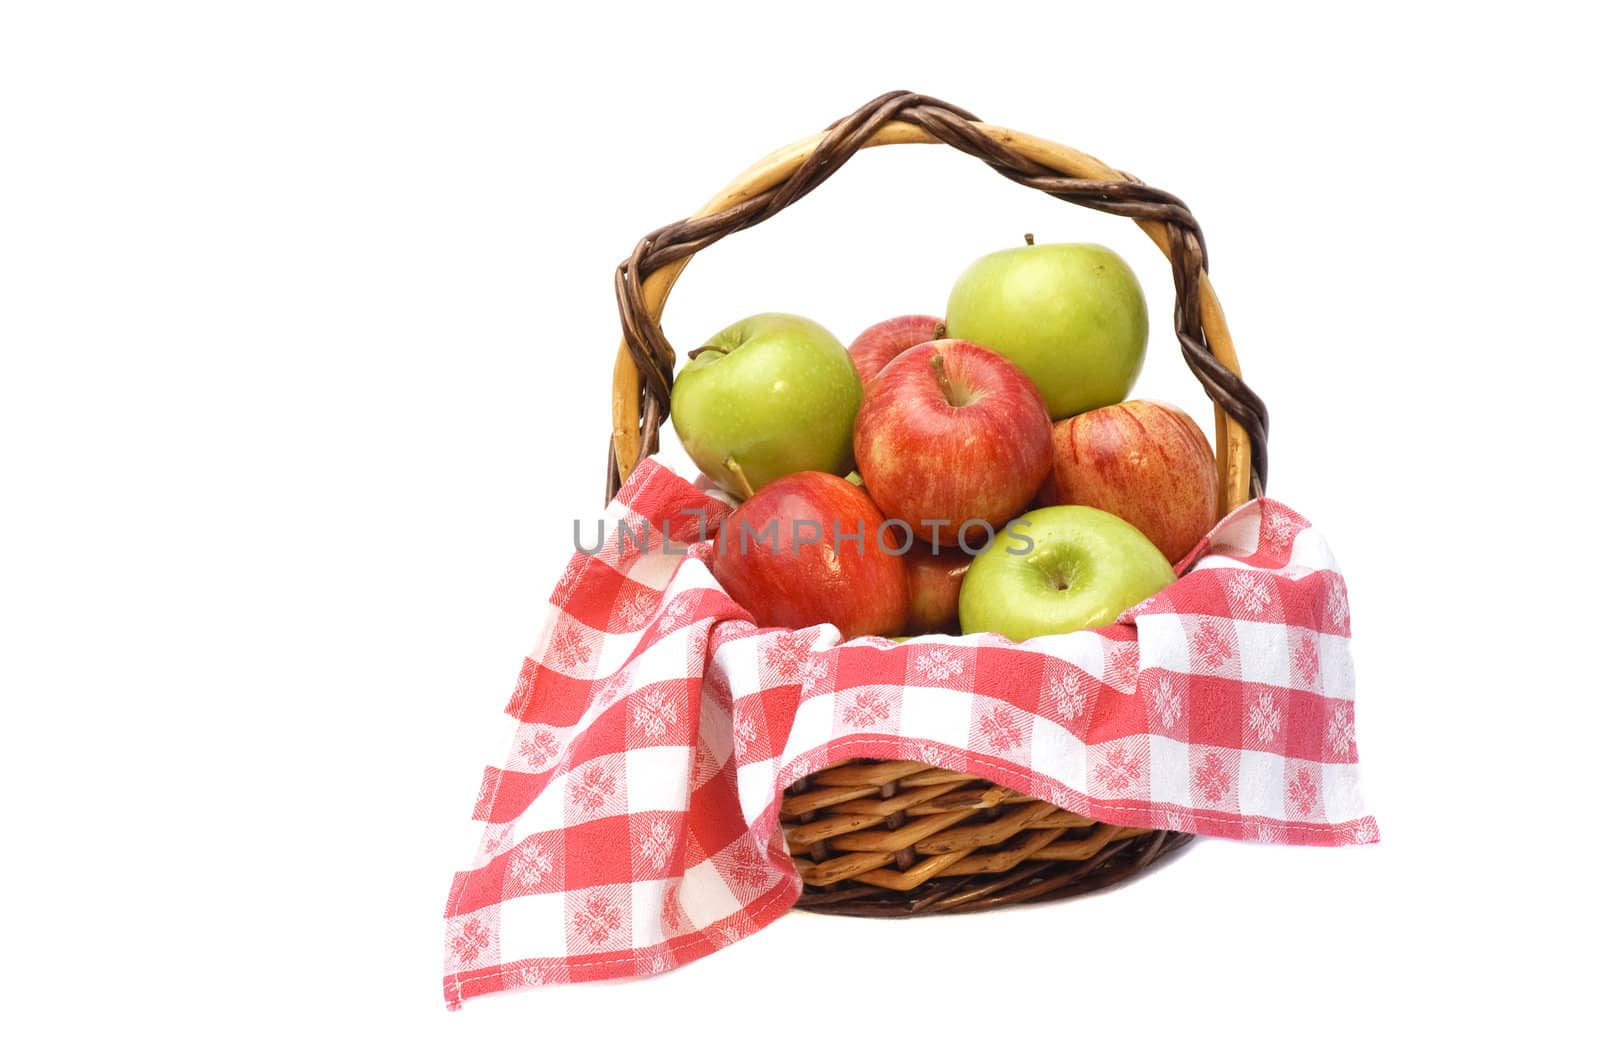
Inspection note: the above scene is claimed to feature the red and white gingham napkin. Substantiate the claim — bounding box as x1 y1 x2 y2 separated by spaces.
442 458 1376 1007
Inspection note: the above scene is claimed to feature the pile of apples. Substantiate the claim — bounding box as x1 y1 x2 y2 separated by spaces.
670 239 1219 644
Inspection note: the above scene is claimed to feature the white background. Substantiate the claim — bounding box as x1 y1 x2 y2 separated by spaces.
4 2 1596 1060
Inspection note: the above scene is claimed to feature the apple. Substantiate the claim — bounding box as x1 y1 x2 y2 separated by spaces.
671 312 862 499
853 338 1052 547
847 314 944 388
902 539 970 635
945 240 1148 419
711 470 908 640
959 505 1174 642
1048 399 1219 564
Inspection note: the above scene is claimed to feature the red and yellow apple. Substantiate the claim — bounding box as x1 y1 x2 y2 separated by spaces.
847 314 944 388
853 338 1052 548
902 539 971 635
711 471 908 639
1048 399 1218 564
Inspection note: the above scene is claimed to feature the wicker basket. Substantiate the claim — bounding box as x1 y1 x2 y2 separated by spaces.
608 91 1269 916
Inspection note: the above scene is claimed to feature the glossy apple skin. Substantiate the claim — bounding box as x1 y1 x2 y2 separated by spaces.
711 471 908 640
945 242 1148 419
853 338 1052 547
847 315 944 389
903 539 970 635
671 313 862 499
959 505 1174 642
1050 400 1218 564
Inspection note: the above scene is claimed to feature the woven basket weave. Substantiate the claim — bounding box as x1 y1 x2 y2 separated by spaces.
607 91 1269 916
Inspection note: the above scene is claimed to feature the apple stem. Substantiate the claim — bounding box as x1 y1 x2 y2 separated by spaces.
1023 232 1035 246
686 345 727 360
723 456 756 499
933 322 947 340
929 352 966 407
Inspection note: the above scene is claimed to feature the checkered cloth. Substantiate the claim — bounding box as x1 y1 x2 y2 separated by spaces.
443 458 1376 1008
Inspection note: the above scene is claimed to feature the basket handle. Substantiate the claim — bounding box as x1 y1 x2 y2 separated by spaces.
608 91 1268 513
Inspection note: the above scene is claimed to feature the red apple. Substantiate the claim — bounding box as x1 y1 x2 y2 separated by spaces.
1048 399 1219 564
903 539 970 635
711 471 908 639
847 314 944 388
853 338 1052 547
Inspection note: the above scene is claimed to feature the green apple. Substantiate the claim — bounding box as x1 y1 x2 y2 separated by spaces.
945 242 1148 419
670 313 861 499
959 505 1174 642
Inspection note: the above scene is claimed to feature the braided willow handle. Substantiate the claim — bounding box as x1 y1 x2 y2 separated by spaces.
608 90 1268 511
